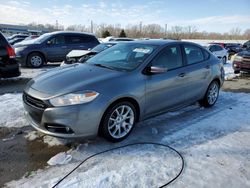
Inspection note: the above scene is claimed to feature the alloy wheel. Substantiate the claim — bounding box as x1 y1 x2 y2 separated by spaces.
108 105 135 139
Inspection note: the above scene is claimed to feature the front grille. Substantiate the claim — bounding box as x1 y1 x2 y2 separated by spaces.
242 57 250 64
23 93 48 110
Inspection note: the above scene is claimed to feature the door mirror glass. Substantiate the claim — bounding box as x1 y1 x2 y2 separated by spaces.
148 66 167 74
47 40 52 45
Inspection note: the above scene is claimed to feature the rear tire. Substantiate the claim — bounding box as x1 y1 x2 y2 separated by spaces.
101 101 137 142
27 52 45 68
200 81 219 108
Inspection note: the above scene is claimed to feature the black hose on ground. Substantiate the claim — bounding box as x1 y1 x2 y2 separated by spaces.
52 142 184 188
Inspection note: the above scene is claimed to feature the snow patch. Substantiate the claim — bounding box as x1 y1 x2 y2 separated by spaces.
47 152 72 166
43 135 70 147
0 93 27 128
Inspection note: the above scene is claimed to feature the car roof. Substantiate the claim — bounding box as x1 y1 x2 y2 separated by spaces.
124 39 202 47
48 31 96 36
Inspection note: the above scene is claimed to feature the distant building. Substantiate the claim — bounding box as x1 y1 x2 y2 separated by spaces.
0 23 50 36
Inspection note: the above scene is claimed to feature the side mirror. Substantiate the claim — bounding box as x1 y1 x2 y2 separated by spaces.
47 40 52 45
145 66 167 75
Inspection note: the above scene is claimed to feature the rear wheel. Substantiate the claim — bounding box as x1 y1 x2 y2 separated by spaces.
101 101 137 142
200 81 219 107
27 52 45 68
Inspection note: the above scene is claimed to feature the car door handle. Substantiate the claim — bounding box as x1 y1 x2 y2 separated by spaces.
61 46 67 48
178 73 186 77
205 65 210 69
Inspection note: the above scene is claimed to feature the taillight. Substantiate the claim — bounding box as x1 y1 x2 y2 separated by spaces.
6 45 16 58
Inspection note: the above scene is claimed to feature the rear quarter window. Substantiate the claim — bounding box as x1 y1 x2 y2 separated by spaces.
184 45 204 65
81 35 97 43
202 49 210 60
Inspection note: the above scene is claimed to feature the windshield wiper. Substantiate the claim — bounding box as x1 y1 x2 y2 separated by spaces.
92 63 117 70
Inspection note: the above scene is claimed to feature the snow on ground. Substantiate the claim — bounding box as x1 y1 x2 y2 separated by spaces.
20 67 48 79
6 91 250 188
0 93 27 128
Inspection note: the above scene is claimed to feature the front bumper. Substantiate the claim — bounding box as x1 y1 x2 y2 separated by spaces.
23 97 104 139
0 62 21 78
233 61 250 72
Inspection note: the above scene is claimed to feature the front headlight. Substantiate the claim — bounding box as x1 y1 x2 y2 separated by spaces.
14 46 26 53
49 91 99 107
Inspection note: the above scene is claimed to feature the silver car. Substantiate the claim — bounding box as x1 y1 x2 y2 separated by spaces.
23 40 224 142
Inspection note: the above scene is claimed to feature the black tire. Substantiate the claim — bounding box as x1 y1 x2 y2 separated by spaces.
200 81 219 108
27 52 45 68
222 56 227 64
101 101 137 142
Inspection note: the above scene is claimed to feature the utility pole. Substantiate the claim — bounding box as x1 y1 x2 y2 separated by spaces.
56 20 59 30
165 24 168 38
139 21 142 37
90 20 93 33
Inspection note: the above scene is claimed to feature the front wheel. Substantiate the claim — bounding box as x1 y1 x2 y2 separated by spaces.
200 81 219 107
101 102 137 142
27 52 45 68
222 56 227 64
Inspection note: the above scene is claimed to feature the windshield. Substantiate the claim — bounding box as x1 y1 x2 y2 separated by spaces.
86 43 156 71
91 43 116 53
32 33 51 43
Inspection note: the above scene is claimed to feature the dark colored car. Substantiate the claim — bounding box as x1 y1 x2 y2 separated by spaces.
61 42 118 66
243 40 250 50
23 40 224 142
14 31 100 68
109 38 134 41
233 49 250 73
0 32 20 78
224 43 242 59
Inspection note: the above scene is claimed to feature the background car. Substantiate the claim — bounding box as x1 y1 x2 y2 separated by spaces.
232 49 250 73
205 44 228 64
23 40 224 142
61 42 119 66
224 43 242 59
9 37 27 45
7 34 29 41
0 32 20 78
14 31 100 68
243 40 250 50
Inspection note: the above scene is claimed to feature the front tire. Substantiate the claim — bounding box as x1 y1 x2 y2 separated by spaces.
27 52 45 68
222 56 227 64
101 101 137 142
200 81 219 107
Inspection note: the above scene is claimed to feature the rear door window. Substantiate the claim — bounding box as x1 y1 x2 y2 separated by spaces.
66 35 82 44
184 45 204 65
152 45 183 70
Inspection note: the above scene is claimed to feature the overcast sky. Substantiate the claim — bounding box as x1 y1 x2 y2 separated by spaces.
0 0 249 33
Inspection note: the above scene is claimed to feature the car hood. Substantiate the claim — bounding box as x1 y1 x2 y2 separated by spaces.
14 40 39 48
27 64 122 98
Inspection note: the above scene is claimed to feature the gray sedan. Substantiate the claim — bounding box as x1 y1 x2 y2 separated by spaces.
23 40 224 142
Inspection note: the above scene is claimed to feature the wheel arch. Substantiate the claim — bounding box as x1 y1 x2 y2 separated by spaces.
98 97 140 135
26 51 47 66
